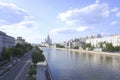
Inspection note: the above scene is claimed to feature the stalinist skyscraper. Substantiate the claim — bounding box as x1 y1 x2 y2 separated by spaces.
45 35 52 47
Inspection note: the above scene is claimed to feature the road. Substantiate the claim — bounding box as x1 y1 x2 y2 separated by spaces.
0 52 32 80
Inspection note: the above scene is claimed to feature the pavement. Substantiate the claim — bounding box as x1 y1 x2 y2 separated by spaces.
37 61 47 80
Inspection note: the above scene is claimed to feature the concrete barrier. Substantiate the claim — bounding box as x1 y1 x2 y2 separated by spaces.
37 60 53 80
46 60 54 80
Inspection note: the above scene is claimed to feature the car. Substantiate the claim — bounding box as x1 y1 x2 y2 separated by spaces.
8 64 13 68
0 70 4 76
17 59 21 62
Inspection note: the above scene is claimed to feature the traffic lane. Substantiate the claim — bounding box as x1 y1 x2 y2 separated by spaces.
0 57 30 80
15 60 31 80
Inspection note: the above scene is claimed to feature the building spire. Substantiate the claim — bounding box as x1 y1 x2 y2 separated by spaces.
45 34 52 47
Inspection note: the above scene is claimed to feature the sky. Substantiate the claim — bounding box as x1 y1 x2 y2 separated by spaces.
0 0 120 43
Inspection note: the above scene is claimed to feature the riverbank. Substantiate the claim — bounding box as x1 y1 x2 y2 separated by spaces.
55 48 120 57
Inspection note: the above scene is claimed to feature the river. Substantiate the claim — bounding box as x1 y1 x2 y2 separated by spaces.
41 47 120 80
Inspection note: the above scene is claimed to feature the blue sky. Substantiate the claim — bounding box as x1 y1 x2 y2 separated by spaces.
0 0 120 43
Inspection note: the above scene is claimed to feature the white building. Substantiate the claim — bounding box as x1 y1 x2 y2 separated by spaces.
63 38 85 49
86 34 120 47
15 37 26 45
0 31 15 53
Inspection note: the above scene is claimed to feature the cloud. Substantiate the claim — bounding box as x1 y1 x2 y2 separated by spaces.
0 2 43 43
76 27 88 32
0 2 29 25
110 21 120 26
19 21 36 28
50 26 88 34
0 22 43 43
57 0 110 25
111 8 118 12
116 11 120 17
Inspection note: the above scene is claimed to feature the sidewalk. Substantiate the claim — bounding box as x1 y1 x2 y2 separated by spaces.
37 61 47 80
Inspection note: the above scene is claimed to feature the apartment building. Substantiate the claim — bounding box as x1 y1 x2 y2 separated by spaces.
0 31 15 53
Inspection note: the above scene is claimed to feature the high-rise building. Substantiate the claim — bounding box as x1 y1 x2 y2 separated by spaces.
45 35 52 47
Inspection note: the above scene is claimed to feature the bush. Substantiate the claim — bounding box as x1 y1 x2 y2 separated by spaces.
28 68 36 76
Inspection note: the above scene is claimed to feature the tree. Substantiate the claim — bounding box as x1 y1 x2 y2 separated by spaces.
73 46 79 49
32 47 45 64
56 44 65 48
113 46 120 52
103 43 114 52
1 48 11 60
82 43 94 50
98 42 104 48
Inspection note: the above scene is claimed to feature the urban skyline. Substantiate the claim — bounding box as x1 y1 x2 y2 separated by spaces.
0 0 120 43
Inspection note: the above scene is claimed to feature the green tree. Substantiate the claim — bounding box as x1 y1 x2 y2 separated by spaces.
1 48 11 60
98 42 104 48
73 46 79 49
103 43 114 52
56 44 65 48
114 46 120 52
82 43 94 51
32 47 45 64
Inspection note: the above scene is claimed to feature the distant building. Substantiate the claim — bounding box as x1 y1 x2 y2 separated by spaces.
86 34 120 47
15 37 26 45
86 34 102 39
45 35 52 47
0 31 15 53
63 38 85 49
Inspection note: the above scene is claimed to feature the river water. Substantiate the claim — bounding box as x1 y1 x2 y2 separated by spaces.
41 48 120 80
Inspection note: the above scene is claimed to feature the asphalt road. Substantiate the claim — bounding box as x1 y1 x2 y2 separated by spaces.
0 54 31 80
15 60 31 80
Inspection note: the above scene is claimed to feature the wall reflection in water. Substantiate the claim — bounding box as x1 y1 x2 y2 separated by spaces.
67 50 120 72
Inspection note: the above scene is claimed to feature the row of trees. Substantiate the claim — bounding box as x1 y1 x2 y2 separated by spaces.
32 47 45 64
56 44 65 48
82 42 120 52
82 43 94 51
0 43 33 61
102 43 120 52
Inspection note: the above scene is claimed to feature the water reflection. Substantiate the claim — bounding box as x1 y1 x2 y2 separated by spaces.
66 50 120 71
41 48 120 80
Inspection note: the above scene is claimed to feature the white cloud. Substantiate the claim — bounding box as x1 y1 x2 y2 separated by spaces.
76 26 88 32
50 26 88 34
0 2 29 25
19 21 36 28
111 8 118 12
116 11 120 17
0 22 43 43
57 0 110 25
0 2 42 43
110 21 120 26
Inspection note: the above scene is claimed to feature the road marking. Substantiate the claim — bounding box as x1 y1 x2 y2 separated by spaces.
14 60 31 80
